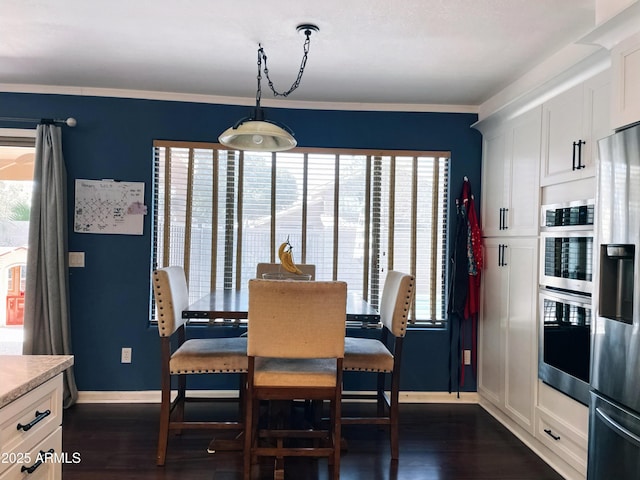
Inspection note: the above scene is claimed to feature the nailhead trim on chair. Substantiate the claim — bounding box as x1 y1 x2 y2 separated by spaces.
343 366 392 372
396 280 414 336
153 272 169 336
170 368 248 374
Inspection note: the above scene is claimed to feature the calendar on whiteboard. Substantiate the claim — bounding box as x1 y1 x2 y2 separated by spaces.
74 179 146 235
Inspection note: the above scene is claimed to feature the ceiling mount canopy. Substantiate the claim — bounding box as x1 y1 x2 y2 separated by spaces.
218 24 319 152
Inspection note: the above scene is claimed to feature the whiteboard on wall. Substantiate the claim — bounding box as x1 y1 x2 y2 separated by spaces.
74 179 146 235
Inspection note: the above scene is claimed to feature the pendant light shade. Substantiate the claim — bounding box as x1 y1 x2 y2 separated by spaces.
218 24 318 152
218 119 296 152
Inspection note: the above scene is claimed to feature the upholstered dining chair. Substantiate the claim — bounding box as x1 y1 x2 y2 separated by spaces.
152 266 248 466
256 262 316 279
341 270 415 461
244 279 347 480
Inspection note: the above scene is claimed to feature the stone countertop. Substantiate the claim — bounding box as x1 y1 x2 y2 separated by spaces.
0 355 74 408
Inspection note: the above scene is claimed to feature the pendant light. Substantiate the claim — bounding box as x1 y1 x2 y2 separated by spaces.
218 24 318 152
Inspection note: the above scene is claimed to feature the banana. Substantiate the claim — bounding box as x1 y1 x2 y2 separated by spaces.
278 241 288 264
278 238 303 274
282 250 303 274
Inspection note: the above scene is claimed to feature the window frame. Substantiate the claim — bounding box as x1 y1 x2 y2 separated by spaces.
152 141 450 327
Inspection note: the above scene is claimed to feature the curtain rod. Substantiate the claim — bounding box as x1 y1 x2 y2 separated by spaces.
0 116 77 127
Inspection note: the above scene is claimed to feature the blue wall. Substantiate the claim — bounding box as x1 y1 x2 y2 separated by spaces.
0 92 482 393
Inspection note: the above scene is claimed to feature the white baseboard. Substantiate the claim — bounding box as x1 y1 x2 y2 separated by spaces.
76 390 479 404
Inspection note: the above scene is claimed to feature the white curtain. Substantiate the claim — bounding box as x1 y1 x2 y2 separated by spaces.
23 123 78 408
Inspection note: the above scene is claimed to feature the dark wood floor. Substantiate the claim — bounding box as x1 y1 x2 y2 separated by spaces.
61 401 564 480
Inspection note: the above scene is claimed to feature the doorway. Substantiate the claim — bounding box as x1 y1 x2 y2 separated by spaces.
0 131 35 355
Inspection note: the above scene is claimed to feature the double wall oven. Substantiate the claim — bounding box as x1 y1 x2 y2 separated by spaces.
538 200 594 406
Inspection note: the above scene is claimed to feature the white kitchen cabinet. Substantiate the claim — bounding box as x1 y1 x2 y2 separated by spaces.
540 70 611 186
478 236 539 434
536 381 589 479
0 428 62 480
481 106 542 237
611 31 640 130
0 374 63 480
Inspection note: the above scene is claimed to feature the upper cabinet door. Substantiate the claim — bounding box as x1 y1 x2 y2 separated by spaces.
481 127 508 237
505 106 542 237
540 70 611 186
482 106 542 238
540 82 585 185
611 31 640 131
583 70 611 176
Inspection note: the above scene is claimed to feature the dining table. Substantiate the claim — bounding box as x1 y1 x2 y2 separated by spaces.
182 289 381 327
181 287 381 454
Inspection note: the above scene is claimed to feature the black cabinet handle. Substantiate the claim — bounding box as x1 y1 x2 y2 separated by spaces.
21 449 54 474
16 409 51 432
572 140 586 170
498 208 503 230
499 244 507 267
499 208 509 230
502 244 507 266
544 428 561 441
577 140 585 169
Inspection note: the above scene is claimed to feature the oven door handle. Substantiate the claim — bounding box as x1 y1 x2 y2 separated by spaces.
596 407 640 448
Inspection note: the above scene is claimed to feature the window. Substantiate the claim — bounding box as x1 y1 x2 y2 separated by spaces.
153 141 449 326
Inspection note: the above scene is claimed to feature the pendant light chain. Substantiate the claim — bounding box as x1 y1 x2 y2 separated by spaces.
218 24 317 152
258 29 313 98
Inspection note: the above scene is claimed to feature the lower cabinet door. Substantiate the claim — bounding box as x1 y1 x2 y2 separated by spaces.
536 408 588 476
0 427 62 480
479 237 538 434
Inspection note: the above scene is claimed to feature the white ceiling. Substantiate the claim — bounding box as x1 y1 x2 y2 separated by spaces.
0 0 598 108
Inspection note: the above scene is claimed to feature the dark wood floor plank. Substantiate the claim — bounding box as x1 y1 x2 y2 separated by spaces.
61 402 564 480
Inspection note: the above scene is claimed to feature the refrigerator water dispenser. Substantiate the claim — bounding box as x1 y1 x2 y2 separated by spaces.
599 244 634 324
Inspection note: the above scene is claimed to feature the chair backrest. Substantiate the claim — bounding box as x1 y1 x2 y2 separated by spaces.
152 266 189 338
379 271 415 338
247 279 347 359
256 262 316 280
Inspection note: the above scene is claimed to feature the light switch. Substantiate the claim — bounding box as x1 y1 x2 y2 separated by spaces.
69 252 85 268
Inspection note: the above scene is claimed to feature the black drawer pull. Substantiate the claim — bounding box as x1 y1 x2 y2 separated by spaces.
17 409 51 432
544 428 560 441
21 449 54 474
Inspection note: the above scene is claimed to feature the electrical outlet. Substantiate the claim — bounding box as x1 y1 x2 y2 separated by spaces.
68 252 85 268
463 349 471 365
121 347 132 364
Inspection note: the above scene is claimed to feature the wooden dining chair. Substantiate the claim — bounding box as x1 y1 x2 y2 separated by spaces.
341 270 415 461
244 279 347 480
256 262 316 279
152 266 248 466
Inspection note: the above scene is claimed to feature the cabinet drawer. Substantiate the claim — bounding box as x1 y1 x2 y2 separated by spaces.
536 408 587 475
0 375 62 475
0 427 62 480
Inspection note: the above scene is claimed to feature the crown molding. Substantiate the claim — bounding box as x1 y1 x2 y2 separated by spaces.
0 83 478 114
579 0 640 49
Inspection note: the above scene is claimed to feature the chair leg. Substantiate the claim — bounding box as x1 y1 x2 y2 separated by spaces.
243 391 254 480
376 371 386 417
332 395 341 479
156 373 171 466
390 372 400 461
175 373 186 435
239 374 246 419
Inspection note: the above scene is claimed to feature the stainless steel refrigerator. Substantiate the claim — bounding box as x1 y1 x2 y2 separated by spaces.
588 122 640 478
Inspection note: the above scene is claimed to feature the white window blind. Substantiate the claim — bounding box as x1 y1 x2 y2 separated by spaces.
153 141 450 326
